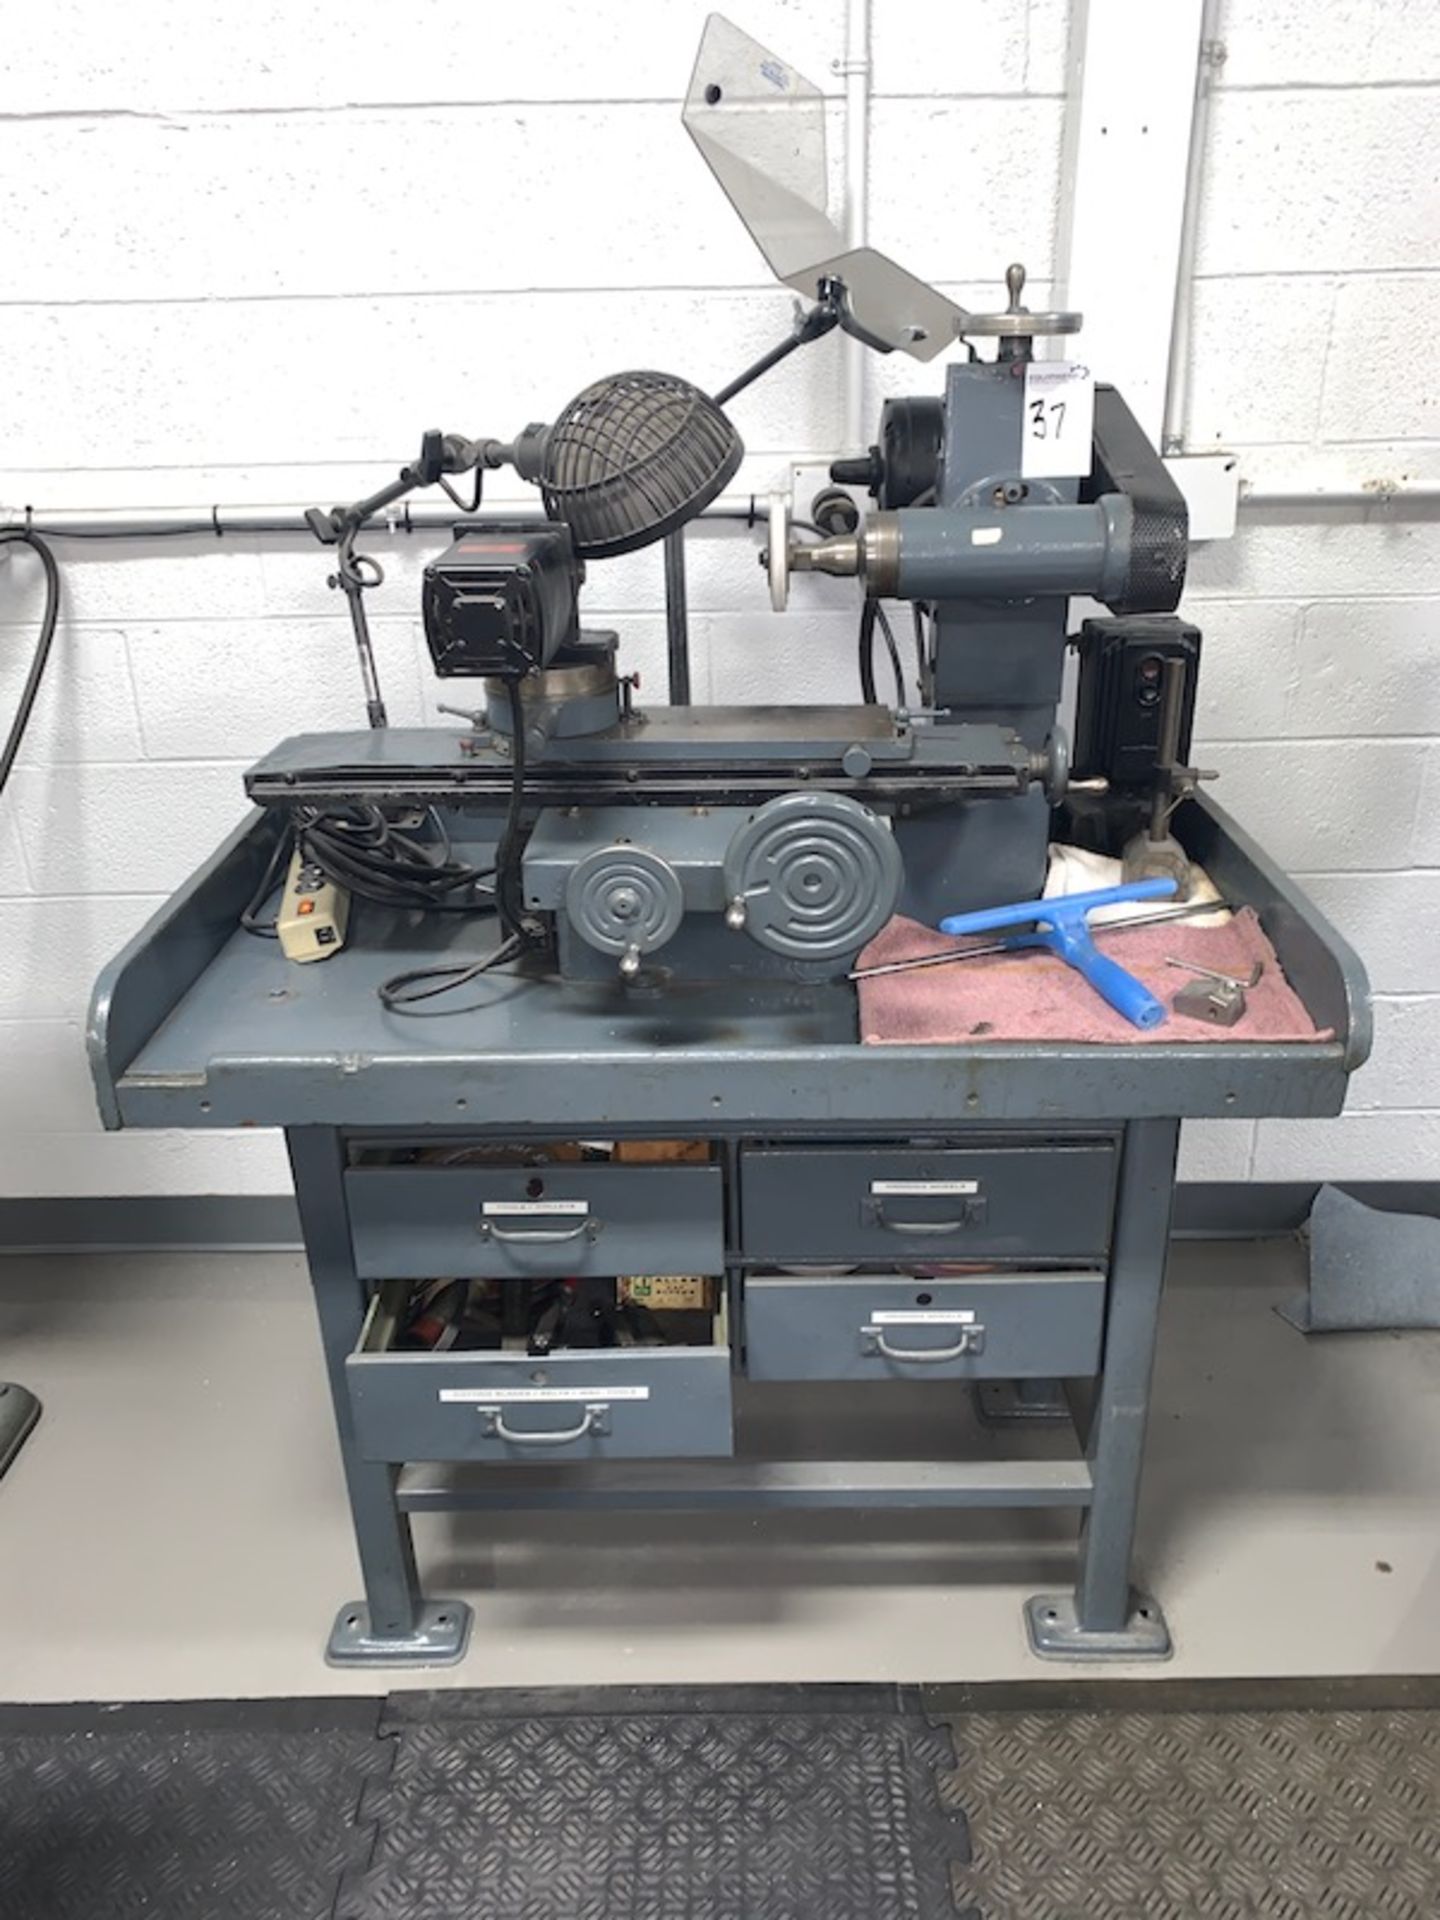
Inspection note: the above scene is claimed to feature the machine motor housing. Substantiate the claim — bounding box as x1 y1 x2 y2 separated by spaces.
1071 614 1202 788
422 522 580 679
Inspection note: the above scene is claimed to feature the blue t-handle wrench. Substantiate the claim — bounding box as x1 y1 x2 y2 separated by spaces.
938 877 1178 1030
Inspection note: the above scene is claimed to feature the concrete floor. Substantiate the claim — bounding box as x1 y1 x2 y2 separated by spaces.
0 1238 1436 1701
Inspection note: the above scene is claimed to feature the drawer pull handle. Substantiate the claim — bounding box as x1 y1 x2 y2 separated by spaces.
865 1197 984 1236
861 1325 986 1363
479 1403 611 1446
478 1217 600 1246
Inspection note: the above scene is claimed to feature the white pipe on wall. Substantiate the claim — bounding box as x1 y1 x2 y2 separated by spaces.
1160 0 1225 455
838 0 872 453
1239 483 1440 510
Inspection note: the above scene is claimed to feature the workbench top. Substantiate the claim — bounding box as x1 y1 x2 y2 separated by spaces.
89 797 1369 1135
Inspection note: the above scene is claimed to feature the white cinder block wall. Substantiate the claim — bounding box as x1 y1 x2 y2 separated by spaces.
0 0 1435 1199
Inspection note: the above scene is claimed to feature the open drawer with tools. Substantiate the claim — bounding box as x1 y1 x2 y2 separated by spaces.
744 1269 1106 1382
348 1276 734 1462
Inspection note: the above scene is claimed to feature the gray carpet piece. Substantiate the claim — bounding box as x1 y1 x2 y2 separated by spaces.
1281 1183 1440 1331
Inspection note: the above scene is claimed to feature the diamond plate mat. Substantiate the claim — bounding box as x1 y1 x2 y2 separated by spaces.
0 1698 391 1920
337 1686 970 1920
4 1684 1438 1919
937 1694 1440 1920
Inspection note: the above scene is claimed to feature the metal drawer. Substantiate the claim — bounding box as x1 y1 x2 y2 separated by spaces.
744 1272 1106 1382
348 1285 733 1462
739 1139 1116 1264
345 1162 724 1281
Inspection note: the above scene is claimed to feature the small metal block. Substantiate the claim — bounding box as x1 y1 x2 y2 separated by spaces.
325 1598 472 1668
1024 1591 1172 1662
975 1378 1071 1426
1173 976 1246 1026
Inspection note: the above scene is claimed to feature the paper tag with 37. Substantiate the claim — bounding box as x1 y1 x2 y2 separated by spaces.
1021 361 1094 480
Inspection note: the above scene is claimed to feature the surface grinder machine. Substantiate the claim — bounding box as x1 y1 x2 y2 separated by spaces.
90 17 1368 1667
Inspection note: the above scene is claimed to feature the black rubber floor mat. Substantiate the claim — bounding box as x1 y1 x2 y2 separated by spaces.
5 1681 1439 1920
0 1698 390 1920
337 1686 969 1920
933 1684 1440 1920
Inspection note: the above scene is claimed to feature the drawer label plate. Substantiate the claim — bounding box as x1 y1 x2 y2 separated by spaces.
439 1384 651 1404
870 1309 977 1326
480 1199 589 1217
869 1179 980 1196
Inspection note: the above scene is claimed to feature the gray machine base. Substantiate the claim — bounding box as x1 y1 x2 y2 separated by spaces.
0 1384 41 1481
325 1599 473 1668
1024 1591 1172 1661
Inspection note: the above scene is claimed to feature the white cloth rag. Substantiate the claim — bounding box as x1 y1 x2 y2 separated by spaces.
1043 842 1230 928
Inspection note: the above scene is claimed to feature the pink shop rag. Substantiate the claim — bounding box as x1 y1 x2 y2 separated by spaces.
855 907 1331 1047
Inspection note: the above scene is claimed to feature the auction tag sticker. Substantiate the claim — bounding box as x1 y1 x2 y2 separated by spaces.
481 1199 588 1217
869 1310 976 1327
440 1385 650 1403
1021 360 1094 479
870 1179 979 1197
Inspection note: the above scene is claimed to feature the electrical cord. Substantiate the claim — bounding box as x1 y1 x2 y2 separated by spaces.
857 596 906 710
242 793 532 1016
0 532 61 797
858 598 877 705
875 602 904 707
240 805 497 937
492 680 531 941
238 679 536 1012
298 805 494 912
376 678 544 1013
912 601 932 705
239 826 292 938
376 932 528 1014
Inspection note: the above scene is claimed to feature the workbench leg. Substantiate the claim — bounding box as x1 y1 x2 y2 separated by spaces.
287 1126 472 1668
1025 1116 1179 1661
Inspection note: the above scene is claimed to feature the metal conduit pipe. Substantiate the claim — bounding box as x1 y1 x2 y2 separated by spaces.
7 476 1439 542
1239 484 1440 511
0 493 761 542
838 0 872 454
1160 0 1226 457
662 528 692 705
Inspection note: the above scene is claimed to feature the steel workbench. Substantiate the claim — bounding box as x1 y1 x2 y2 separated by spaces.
89 793 1369 1666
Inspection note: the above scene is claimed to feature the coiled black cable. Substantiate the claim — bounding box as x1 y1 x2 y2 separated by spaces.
297 805 494 912
240 804 496 935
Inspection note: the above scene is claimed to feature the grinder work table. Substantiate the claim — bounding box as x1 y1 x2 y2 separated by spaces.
88 791 1368 1669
